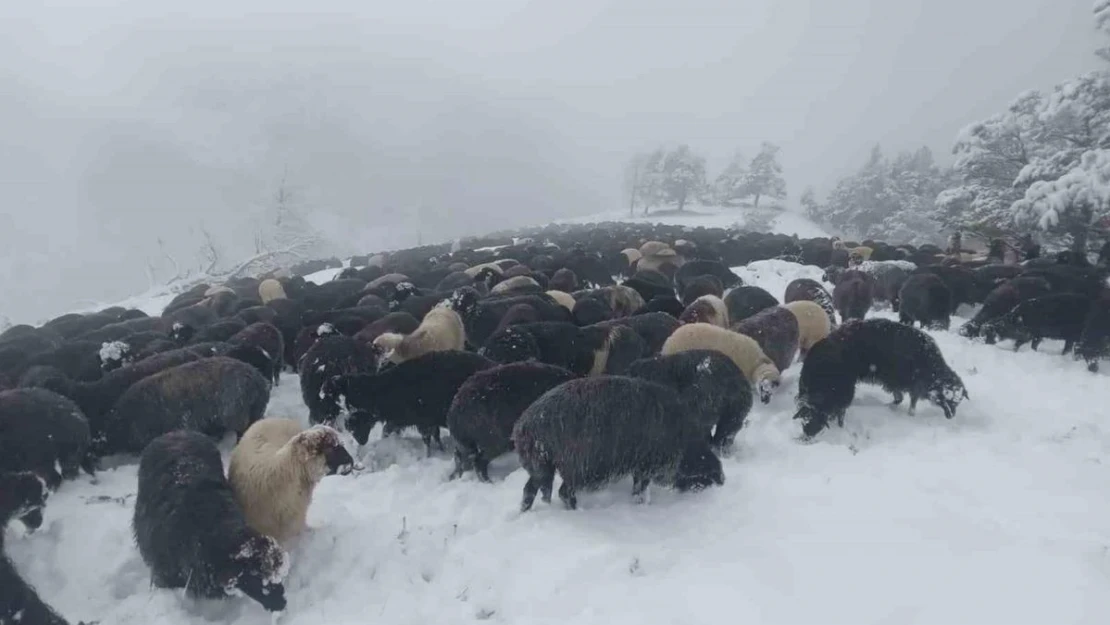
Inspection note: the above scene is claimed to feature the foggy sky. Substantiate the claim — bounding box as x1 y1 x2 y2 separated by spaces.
0 0 1101 323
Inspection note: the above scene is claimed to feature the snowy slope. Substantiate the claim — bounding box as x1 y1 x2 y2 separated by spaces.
557 207 829 238
7 262 1110 625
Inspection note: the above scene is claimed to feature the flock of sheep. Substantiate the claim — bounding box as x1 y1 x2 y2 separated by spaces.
1 220 1109 623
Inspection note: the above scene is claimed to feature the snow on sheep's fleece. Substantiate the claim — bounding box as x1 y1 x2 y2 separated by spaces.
6 260 1110 625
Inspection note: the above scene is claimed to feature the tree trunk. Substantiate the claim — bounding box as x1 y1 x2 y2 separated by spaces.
677 194 686 212
753 193 761 209
1071 205 1092 257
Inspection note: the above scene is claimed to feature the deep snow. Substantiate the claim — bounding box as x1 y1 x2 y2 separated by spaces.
7 260 1110 625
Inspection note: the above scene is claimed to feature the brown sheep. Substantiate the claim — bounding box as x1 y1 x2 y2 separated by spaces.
228 418 354 545
662 323 781 403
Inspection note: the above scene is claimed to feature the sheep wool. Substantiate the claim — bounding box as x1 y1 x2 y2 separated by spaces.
783 301 832 355
661 322 781 403
545 290 577 312
679 295 729 328
491 275 540 295
228 418 353 545
373 306 466 364
258 279 287 303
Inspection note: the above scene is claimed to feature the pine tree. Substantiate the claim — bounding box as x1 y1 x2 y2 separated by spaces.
739 142 787 209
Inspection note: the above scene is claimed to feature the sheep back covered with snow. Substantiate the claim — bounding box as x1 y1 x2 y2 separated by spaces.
327 350 496 450
228 418 354 546
783 301 832 356
512 376 724 511
373 305 465 365
627 350 752 450
299 335 379 425
662 323 781 403
897 273 953 330
981 293 1092 353
0 388 93 489
793 318 968 438
133 430 288 613
446 362 577 481
678 294 729 328
731 306 800 372
104 357 270 454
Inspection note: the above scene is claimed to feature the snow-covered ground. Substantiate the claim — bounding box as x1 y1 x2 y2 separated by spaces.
558 206 829 239
8 259 1110 624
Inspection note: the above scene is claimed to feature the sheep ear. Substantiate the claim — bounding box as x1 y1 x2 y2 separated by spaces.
962 388 970 400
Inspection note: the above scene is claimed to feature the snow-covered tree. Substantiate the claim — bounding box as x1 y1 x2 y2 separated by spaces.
1014 148 1110 253
800 186 820 220
712 150 748 207
657 145 707 212
739 142 787 209
236 169 331 276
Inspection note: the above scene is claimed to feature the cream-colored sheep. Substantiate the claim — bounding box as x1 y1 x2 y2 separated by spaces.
373 306 466 364
783 301 832 356
599 285 646 317
678 295 729 328
490 275 540 296
367 253 387 268
204 285 234 297
464 262 504 279
662 322 781 403
546 290 576 312
620 248 643 267
639 241 671 256
368 273 410 289
228 418 353 546
637 247 685 273
848 246 873 265
258 278 287 303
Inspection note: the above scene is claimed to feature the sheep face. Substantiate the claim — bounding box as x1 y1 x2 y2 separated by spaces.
672 443 724 492
757 378 778 404
226 535 288 613
0 471 48 531
326 444 355 476
925 373 968 419
346 410 378 446
448 287 481 317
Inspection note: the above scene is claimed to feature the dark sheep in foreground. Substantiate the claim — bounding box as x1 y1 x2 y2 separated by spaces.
102 357 270 454
0 388 94 490
479 321 644 376
723 286 778 324
23 340 107 383
914 265 977 311
793 318 968 438
959 277 1053 338
1077 290 1110 372
446 362 577 481
783 278 837 328
325 350 496 452
299 335 380 425
133 431 288 614
1 471 81 625
981 293 1093 354
627 350 752 450
897 273 953 330
731 306 801 372
832 271 873 321
512 376 724 511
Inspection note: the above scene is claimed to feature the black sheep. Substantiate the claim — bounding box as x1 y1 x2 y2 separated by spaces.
264 297 306 370
133 431 288 613
326 350 496 452
627 350 753 450
100 331 171 371
491 303 541 336
299 335 380 425
44 313 117 340
228 322 285 386
783 278 837 327
0 324 41 344
188 318 248 344
723 286 779 324
446 287 570 347
0 472 78 625
549 268 579 293
833 272 873 321
680 275 725 306
914 265 977 311
959 276 1052 338
572 297 612 326
597 312 680 355
353 312 421 345
103 357 270 454
732 306 801 372
675 260 741 294
0 388 95 489
235 305 279 327
972 265 1025 301
897 273 953 330
793 318 968 438
22 340 106 383
634 295 685 318
1077 290 1110 372
479 321 644 376
291 322 341 369
622 270 675 305
981 293 1093 354
446 362 577 481
512 376 724 511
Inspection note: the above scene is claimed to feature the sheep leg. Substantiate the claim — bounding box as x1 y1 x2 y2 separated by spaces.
539 471 555 504
1062 339 1075 355
631 474 651 505
891 390 904 407
473 453 492 483
908 395 918 416
449 450 470 480
1029 337 1041 351
558 481 578 510
520 476 542 512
